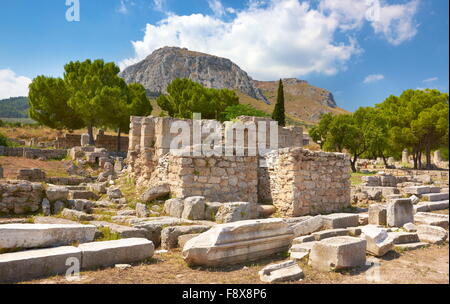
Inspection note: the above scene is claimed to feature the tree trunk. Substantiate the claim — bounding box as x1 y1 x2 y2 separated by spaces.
418 150 423 170
382 154 388 167
413 147 418 169
350 155 358 173
87 124 95 145
425 143 432 169
117 128 121 152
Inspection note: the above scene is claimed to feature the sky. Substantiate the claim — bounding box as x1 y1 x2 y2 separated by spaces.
0 0 448 111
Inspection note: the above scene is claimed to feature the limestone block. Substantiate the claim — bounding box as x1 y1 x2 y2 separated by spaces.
183 219 293 266
322 213 359 229
362 226 394 257
0 223 96 249
422 192 449 202
368 204 387 226
161 225 210 249
309 236 366 271
107 187 123 199
178 233 200 249
204 202 222 221
387 198 414 227
182 196 206 220
141 184 170 203
89 221 146 239
46 186 69 202
164 198 185 218
78 238 154 269
259 260 304 283
416 225 448 244
0 246 82 283
292 216 323 236
414 212 449 229
403 222 417 232
41 198 51 216
136 203 149 218
388 231 420 244
61 208 94 221
311 228 349 241
215 202 258 223
409 195 420 205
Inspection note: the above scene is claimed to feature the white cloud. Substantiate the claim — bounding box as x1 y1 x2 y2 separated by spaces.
423 77 438 83
208 0 226 17
119 0 420 80
0 69 32 99
363 74 384 84
120 0 362 80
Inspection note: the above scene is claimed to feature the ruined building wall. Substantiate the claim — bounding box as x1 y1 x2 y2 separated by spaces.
263 148 351 216
55 132 128 152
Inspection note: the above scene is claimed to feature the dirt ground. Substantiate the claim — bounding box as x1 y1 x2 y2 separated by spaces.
23 243 449 285
0 156 70 179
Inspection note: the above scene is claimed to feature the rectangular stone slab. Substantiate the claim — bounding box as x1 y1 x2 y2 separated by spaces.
0 224 96 249
322 213 359 229
0 246 81 283
78 238 154 269
422 193 449 202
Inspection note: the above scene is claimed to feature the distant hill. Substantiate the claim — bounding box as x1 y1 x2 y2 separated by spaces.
0 96 29 118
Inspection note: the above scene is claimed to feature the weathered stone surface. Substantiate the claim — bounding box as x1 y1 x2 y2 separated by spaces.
292 235 315 244
414 212 449 229
215 202 258 223
394 242 429 251
53 201 66 214
136 203 149 218
46 186 69 202
78 238 154 269
89 221 147 239
409 195 420 205
132 217 195 246
258 205 277 217
290 242 316 254
322 213 359 229
205 202 222 221
117 209 136 216
178 233 200 249
358 214 369 226
404 186 434 195
368 204 387 226
0 246 81 283
182 219 293 266
0 223 96 249
141 184 170 203
292 215 323 237
42 198 51 216
69 190 98 200
164 198 185 218
309 236 366 271
312 228 349 241
0 180 44 215
362 226 394 257
107 187 123 199
61 208 94 221
416 225 448 244
387 199 414 227
182 196 206 220
161 225 210 249
403 222 418 232
259 260 304 283
68 199 93 213
422 192 449 202
388 232 420 244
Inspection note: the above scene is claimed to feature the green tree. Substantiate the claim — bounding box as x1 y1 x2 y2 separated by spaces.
28 76 84 130
157 78 239 120
64 59 129 145
222 104 269 121
309 113 334 149
271 79 286 127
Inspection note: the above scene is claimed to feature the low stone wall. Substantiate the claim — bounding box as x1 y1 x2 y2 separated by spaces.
55 132 129 152
0 146 67 160
46 176 94 185
0 180 44 215
368 169 449 183
264 148 351 217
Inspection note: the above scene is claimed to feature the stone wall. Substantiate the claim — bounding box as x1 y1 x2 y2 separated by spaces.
0 146 67 160
0 180 44 215
55 132 128 152
263 148 351 217
365 168 449 183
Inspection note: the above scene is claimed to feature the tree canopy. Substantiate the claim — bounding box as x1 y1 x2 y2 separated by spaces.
271 79 286 127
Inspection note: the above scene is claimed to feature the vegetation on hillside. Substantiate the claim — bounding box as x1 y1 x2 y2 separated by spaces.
272 79 286 127
0 97 29 118
310 89 449 171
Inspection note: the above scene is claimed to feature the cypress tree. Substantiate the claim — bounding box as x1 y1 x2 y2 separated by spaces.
272 79 286 126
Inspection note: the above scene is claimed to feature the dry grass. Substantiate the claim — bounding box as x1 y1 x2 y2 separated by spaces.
0 156 71 179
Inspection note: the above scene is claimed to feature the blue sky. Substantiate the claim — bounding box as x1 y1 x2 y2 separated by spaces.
0 0 448 111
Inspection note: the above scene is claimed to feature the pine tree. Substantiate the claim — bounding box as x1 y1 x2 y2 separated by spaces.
272 79 286 126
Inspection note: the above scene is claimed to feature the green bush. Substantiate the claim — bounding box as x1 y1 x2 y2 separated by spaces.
0 132 8 146
223 104 269 121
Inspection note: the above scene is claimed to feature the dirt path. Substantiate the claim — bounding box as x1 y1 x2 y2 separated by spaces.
24 244 449 285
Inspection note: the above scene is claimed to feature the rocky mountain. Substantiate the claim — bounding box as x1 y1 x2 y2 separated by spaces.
120 46 268 103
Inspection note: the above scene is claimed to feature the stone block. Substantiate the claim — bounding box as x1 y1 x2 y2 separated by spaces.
388 232 420 244
0 246 81 283
45 186 69 202
178 234 200 249
368 204 387 226
164 198 185 218
362 226 394 257
322 213 359 229
312 228 349 241
387 198 414 227
61 208 94 221
183 219 293 266
292 215 323 236
414 212 449 229
141 184 170 203
259 260 304 283
309 236 367 271
204 202 222 221
422 192 449 202
182 196 206 220
161 225 210 249
0 223 96 249
416 225 448 244
215 202 258 223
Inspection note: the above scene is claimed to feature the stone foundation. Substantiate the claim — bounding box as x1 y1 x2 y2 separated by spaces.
0 180 44 215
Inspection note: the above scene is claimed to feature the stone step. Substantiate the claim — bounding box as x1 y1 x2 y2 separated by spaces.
78 238 154 269
312 228 349 241
422 192 449 202
68 190 98 200
414 212 449 229
414 200 449 213
89 221 147 239
394 242 429 251
66 186 87 191
321 213 359 229
0 246 81 283
0 224 96 249
404 186 440 195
